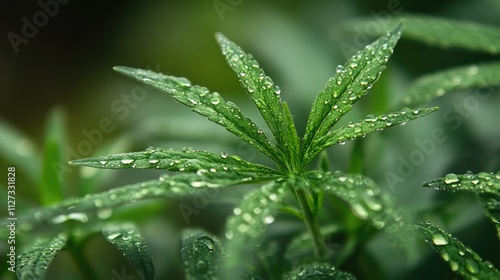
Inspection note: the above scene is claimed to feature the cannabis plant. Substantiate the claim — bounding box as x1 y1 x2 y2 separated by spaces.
13 24 436 279
5 20 499 279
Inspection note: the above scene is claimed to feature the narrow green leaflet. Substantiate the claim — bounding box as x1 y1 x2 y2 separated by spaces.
181 229 224 280
398 62 500 108
417 221 500 279
77 135 132 196
70 147 279 179
13 173 255 231
102 224 155 280
283 101 301 171
17 235 67 280
346 14 500 55
0 120 39 185
423 171 500 194
394 14 500 54
307 171 402 229
477 192 500 239
306 171 417 256
302 25 401 161
284 263 356 280
304 107 437 166
216 33 287 158
423 171 500 238
39 108 65 205
224 180 288 271
113 66 280 163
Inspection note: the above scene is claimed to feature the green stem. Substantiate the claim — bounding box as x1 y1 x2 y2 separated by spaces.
67 236 98 280
295 188 329 259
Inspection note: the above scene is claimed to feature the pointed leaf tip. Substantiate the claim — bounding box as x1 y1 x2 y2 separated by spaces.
113 66 133 75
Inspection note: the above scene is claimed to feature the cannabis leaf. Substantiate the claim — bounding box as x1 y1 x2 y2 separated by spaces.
424 171 500 238
399 62 500 108
11 25 440 279
302 25 402 167
17 235 67 280
102 224 155 280
420 172 500 278
418 222 500 279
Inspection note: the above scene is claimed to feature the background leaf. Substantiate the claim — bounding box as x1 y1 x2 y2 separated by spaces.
39 108 66 206
16 235 67 280
284 262 356 280
417 221 500 279
102 224 155 280
0 120 39 185
224 180 288 275
423 171 500 194
10 173 253 232
345 14 500 54
181 229 224 280
307 171 417 257
398 62 500 108
423 171 500 238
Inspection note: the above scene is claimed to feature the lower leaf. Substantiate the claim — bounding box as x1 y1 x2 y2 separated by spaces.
417 221 500 279
17 235 67 280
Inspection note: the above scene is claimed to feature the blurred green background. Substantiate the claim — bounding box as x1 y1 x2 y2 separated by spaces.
1 0 500 279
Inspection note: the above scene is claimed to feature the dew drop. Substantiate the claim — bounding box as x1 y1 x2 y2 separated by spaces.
352 204 368 219
107 233 122 240
190 181 204 188
51 215 67 224
365 114 377 122
186 93 199 105
174 77 191 87
367 201 382 211
68 212 88 223
220 152 228 159
442 253 450 261
237 224 248 233
450 261 459 271
432 234 448 245
121 159 134 164
444 173 460 184
122 235 131 241
465 259 478 274
197 236 216 252
148 159 159 164
99 160 108 165
242 213 252 222
97 208 113 219
264 216 275 224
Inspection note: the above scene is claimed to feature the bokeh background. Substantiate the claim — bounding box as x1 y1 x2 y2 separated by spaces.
1 0 500 279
